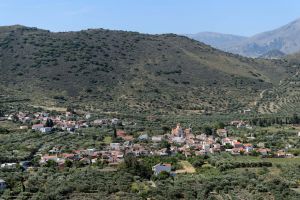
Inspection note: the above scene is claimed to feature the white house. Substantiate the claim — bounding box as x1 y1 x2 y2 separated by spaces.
202 144 211 152
152 135 163 143
244 144 253 153
172 137 185 144
1 163 17 169
67 127 75 133
40 127 52 133
110 143 121 150
138 133 149 141
111 118 121 125
243 109 251 114
20 126 29 130
32 124 44 131
85 113 92 119
216 129 228 137
40 155 64 165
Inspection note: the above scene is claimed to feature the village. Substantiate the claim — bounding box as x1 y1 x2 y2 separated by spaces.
1 109 299 185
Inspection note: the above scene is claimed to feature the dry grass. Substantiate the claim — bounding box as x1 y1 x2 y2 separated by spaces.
176 160 196 174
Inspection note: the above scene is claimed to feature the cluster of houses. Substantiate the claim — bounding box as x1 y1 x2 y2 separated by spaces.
39 146 125 167
38 139 151 168
34 122 295 173
0 161 32 175
1 111 298 180
230 120 253 129
5 111 122 134
134 123 256 157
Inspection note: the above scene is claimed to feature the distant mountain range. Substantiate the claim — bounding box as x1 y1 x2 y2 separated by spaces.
185 32 247 50
187 18 300 58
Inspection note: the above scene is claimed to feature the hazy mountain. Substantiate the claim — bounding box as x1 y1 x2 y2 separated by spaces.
185 32 247 50
187 18 300 58
229 18 300 57
0 25 296 114
259 49 285 59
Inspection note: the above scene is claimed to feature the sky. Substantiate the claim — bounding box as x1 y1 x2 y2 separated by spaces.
0 0 300 36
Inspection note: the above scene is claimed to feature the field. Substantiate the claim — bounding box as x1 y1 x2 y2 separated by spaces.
176 160 196 174
225 155 300 165
0 121 19 130
103 136 112 144
0 127 114 162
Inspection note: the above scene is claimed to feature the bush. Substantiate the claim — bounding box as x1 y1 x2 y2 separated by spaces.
0 127 9 134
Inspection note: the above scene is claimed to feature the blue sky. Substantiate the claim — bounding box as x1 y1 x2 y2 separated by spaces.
0 0 300 36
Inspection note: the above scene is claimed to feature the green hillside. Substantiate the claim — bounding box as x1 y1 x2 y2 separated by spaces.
0 25 297 115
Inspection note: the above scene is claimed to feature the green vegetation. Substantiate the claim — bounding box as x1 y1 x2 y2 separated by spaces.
1 25 300 199
1 154 299 199
1 114 300 199
0 25 299 116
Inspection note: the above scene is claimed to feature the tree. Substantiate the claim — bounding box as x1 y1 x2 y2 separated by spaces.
192 159 205 168
124 153 139 169
291 113 299 124
0 127 9 134
214 122 225 129
66 106 74 112
0 110 4 117
123 153 151 179
45 118 54 127
202 126 212 135
65 159 73 168
224 143 233 149
45 160 57 168
250 150 259 156
11 115 19 122
112 126 117 139
240 150 245 155
155 171 170 180
162 126 171 134
160 140 171 155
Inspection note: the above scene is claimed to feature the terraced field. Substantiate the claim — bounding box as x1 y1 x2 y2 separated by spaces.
257 70 300 114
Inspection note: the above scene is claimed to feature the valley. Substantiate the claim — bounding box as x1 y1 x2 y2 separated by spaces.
1 24 300 200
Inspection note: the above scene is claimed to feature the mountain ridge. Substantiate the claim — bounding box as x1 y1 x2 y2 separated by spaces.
0 25 297 115
185 32 247 50
187 18 300 58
